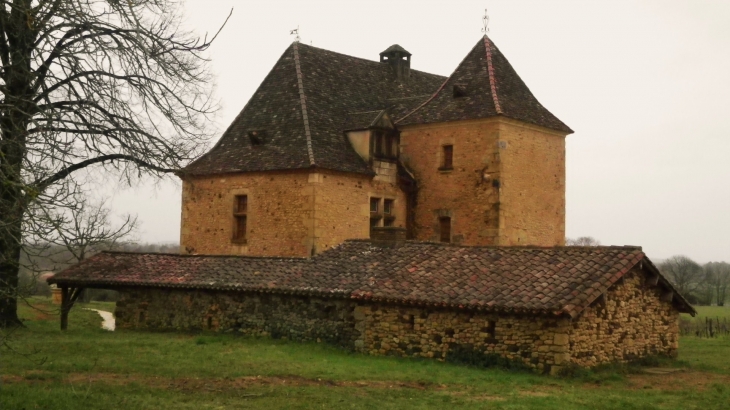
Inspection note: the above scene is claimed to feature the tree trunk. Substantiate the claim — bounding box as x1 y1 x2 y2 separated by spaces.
0 215 23 327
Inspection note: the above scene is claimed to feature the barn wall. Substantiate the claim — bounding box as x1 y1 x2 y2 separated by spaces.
568 268 681 367
114 284 680 374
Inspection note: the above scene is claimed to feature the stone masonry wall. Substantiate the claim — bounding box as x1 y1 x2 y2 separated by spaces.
180 169 406 257
116 288 581 374
355 305 571 374
180 171 313 257
115 284 681 374
399 117 567 247
496 118 566 246
569 268 680 367
399 118 501 245
308 170 406 254
115 289 361 347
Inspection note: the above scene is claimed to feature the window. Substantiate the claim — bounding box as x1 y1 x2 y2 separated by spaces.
372 131 398 160
233 195 248 243
370 197 380 213
383 199 394 215
441 145 453 170
439 216 451 243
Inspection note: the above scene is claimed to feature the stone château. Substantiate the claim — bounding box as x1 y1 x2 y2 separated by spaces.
50 35 694 374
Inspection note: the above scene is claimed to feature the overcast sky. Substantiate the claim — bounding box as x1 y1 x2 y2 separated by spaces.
105 0 730 263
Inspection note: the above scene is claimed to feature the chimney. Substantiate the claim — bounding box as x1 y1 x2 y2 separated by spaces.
380 45 411 81
370 227 407 248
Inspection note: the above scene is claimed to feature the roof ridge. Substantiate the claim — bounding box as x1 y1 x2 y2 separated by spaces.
483 35 503 114
292 42 316 166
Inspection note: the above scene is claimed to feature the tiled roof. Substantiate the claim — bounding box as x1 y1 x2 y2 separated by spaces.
398 36 573 134
183 43 445 176
49 241 694 318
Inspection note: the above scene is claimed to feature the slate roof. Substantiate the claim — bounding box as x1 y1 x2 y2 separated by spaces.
49 241 694 318
398 36 573 133
183 43 445 176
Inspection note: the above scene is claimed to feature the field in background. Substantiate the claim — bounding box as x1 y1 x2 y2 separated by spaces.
1 297 729 410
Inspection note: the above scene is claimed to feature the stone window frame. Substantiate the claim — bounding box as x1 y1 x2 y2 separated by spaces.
370 196 397 234
232 193 249 244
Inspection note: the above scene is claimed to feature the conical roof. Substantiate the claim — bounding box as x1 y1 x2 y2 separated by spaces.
398 36 572 134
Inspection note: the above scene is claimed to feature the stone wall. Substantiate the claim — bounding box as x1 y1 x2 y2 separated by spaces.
568 268 680 367
114 268 681 374
180 171 313 257
496 118 566 246
115 289 361 347
399 117 567 247
180 169 405 257
308 170 406 254
355 304 570 374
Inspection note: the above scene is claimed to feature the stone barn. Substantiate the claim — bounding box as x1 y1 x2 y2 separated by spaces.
49 235 694 374
49 34 696 373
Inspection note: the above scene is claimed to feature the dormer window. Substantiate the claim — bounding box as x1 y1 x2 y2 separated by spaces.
453 84 467 98
248 130 266 145
372 130 398 160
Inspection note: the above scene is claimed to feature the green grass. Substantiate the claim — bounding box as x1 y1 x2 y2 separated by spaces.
2 297 729 409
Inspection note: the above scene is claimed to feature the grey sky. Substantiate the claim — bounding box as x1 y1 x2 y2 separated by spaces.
106 0 730 263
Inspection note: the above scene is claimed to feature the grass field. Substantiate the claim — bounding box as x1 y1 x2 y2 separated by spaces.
2 298 729 409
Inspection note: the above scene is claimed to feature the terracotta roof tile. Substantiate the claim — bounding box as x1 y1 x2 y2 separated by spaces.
49 241 694 318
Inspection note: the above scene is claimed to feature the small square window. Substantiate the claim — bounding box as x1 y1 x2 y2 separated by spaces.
370 197 381 213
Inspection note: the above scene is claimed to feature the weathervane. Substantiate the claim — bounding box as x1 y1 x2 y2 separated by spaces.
482 9 490 34
290 26 300 42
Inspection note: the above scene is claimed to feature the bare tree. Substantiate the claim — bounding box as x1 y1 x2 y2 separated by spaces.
704 262 730 306
0 0 229 327
565 236 601 246
658 256 703 298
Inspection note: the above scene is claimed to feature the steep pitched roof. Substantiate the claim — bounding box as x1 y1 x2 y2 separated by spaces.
49 241 694 318
398 36 573 134
183 43 445 176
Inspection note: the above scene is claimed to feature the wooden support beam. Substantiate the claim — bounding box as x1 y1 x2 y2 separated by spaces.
60 286 85 331
660 290 674 303
646 274 659 287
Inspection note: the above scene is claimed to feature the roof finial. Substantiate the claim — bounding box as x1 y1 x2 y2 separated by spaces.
290 26 300 42
482 9 490 35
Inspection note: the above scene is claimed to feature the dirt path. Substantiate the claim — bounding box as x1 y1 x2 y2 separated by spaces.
84 309 115 331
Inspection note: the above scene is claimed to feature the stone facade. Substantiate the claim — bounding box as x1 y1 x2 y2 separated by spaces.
180 169 405 257
569 268 680 367
399 117 566 247
114 266 679 374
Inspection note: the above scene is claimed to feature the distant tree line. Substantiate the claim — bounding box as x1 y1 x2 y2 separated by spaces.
566 237 729 306
658 256 730 306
